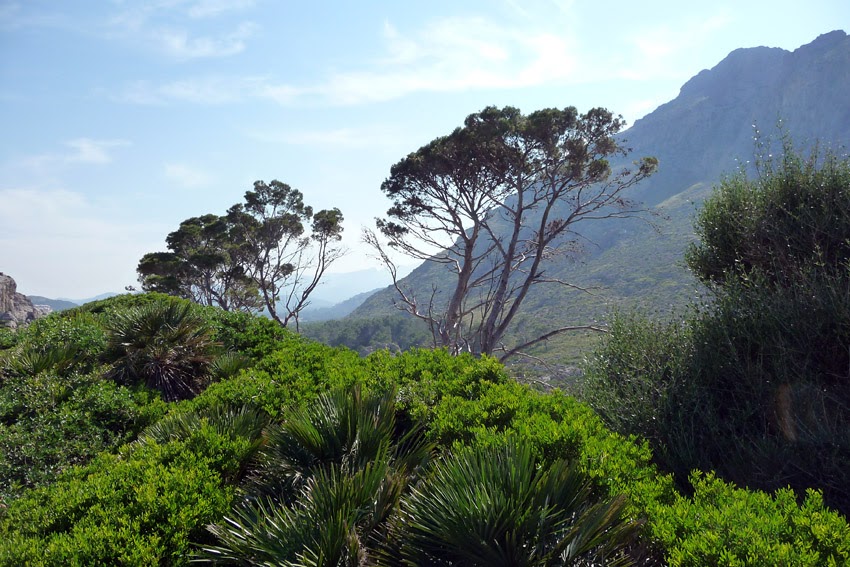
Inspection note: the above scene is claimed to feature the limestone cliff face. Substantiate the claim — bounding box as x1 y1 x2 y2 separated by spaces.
0 273 51 330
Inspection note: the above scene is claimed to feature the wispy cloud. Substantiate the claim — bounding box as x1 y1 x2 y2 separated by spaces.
619 12 733 80
149 21 256 60
64 138 130 164
21 138 131 168
315 16 580 105
184 0 256 19
164 162 213 188
113 6 735 109
106 0 258 61
118 14 580 107
118 75 296 105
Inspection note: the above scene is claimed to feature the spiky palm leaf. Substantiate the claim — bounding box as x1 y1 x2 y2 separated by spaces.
242 385 432 505
105 300 218 401
209 351 253 381
139 403 270 484
4 343 83 377
198 460 403 566
390 439 640 566
139 403 269 446
196 386 434 565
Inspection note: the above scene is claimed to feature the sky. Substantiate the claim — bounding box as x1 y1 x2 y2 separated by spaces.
1 0 848 299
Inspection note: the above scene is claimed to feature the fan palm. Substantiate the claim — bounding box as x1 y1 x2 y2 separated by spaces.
390 438 641 566
241 385 431 505
195 385 433 565
104 300 218 401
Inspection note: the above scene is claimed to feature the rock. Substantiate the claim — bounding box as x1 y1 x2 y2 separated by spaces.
0 272 52 330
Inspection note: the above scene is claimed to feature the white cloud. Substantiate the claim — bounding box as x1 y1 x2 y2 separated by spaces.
118 75 294 105
314 16 579 105
620 12 733 80
106 1 258 61
118 14 581 107
164 162 213 188
151 21 256 60
20 138 130 169
64 138 130 164
185 0 255 19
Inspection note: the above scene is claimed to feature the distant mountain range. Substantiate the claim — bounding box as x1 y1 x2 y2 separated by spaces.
350 31 850 358
27 296 78 312
26 267 410 318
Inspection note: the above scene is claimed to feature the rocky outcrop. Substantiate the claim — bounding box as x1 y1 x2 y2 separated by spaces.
0 273 51 330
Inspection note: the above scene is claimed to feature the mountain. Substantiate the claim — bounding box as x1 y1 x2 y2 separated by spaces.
349 31 850 360
57 292 120 305
307 267 415 305
299 289 381 322
27 296 79 312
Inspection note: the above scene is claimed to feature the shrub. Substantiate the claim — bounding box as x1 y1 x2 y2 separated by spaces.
582 144 850 514
687 142 850 288
648 472 850 567
5 312 108 376
196 386 432 565
0 411 260 565
0 370 166 502
391 438 641 566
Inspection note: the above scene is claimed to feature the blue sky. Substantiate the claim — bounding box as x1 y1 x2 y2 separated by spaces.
1 0 847 299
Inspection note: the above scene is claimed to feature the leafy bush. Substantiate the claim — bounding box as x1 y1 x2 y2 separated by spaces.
582 144 850 514
187 335 367 416
0 370 166 502
648 472 850 566
0 327 17 351
686 142 850 287
6 312 108 376
0 411 261 565
1 291 847 565
201 306 290 359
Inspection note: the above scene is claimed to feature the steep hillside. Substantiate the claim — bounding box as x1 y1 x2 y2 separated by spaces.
351 31 850 360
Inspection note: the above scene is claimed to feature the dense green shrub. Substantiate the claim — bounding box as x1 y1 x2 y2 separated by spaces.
0 411 261 565
1 290 848 565
582 145 850 515
0 328 16 351
648 472 850 566
0 370 166 502
687 142 850 287
187 335 367 416
201 306 290 359
7 311 108 376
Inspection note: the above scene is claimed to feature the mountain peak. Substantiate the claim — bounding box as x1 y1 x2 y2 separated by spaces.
805 29 847 50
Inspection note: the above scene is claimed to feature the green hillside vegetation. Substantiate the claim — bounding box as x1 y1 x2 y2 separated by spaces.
582 143 850 519
0 282 847 564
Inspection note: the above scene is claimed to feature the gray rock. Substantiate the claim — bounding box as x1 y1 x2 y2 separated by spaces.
0 272 52 330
